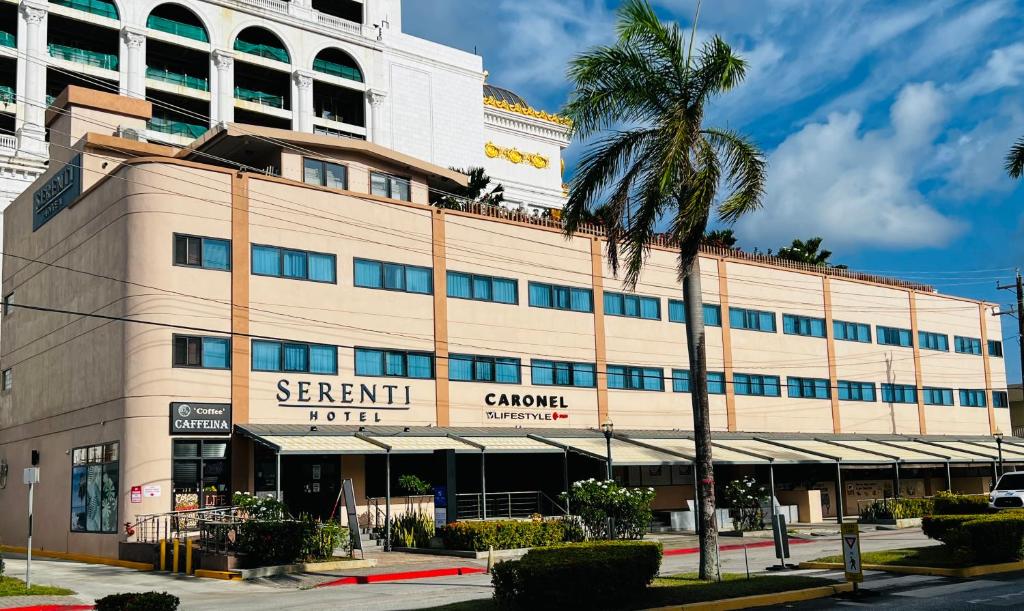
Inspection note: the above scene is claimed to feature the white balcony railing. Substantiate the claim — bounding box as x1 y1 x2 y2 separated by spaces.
315 11 363 36
0 134 16 152
223 0 366 38
229 0 288 14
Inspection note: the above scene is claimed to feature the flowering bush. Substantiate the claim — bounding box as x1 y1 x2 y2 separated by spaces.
232 491 287 520
723 476 769 531
562 479 655 540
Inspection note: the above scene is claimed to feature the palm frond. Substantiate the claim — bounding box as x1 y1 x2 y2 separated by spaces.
702 128 766 223
692 36 747 102
669 137 720 277
1007 136 1024 179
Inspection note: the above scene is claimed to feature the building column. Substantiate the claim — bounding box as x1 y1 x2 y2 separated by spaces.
367 89 387 144
212 50 234 125
908 291 927 435
292 70 314 133
16 1 47 157
121 27 146 99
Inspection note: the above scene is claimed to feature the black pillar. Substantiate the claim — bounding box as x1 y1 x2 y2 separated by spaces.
436 449 458 524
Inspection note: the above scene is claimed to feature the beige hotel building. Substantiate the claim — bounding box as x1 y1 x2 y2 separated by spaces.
0 87 1017 560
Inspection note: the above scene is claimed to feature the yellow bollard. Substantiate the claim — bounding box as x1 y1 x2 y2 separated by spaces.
160 539 167 572
173 538 180 574
186 539 193 575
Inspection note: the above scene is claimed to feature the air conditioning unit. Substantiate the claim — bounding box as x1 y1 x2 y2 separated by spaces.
116 127 146 142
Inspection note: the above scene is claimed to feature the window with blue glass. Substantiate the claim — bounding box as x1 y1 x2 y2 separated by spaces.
994 391 1009 408
782 314 826 338
667 301 722 326
958 389 986 407
251 244 336 283
173 335 230 369
672 369 690 393
607 365 664 391
354 348 433 379
833 320 871 343
604 292 660 320
354 258 432 294
449 354 521 384
734 374 781 397
838 381 875 402
787 377 830 399
729 307 776 332
174 234 230 271
881 383 917 404
707 372 725 395
989 340 1004 357
251 340 337 374
923 387 954 406
447 271 517 304
528 282 593 313
530 360 595 387
877 326 912 347
954 336 982 355
918 331 949 352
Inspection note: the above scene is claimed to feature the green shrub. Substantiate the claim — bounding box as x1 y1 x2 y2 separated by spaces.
397 475 431 496
724 476 769 531
922 514 976 545
303 520 346 560
95 592 179 611
232 492 287 520
492 540 662 609
389 511 434 548
932 491 991 515
962 513 1024 562
859 498 935 522
235 521 309 567
563 479 656 540
441 519 564 551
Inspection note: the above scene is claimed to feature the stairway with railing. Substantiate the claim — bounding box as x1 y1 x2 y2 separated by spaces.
455 491 567 521
129 505 242 544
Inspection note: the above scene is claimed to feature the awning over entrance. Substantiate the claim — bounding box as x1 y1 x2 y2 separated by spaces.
533 435 685 465
244 433 386 455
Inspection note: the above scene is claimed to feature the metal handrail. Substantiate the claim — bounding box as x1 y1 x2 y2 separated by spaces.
454 491 567 521
129 505 241 543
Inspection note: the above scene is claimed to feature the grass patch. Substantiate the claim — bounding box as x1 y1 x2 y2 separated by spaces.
0 575 75 597
420 573 834 610
811 546 969 569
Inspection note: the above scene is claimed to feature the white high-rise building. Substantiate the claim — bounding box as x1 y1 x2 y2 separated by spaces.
0 0 569 212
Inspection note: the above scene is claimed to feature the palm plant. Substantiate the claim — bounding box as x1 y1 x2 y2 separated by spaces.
430 167 504 210
561 0 766 580
1007 137 1024 179
777 237 832 266
703 229 738 249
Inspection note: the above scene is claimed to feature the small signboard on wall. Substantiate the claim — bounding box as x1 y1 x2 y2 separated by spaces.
131 486 142 504
143 485 161 498
169 403 232 435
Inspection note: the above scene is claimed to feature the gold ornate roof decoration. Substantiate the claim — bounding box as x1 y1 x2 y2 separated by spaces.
485 142 550 169
483 95 573 128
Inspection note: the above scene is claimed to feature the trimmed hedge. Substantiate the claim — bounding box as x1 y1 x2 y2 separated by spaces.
859 497 934 522
932 492 991 515
492 540 662 609
95 592 179 611
923 512 1024 563
441 519 565 551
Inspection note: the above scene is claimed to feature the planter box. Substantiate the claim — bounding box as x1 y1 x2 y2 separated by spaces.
720 529 775 538
867 517 923 530
393 546 531 560
235 558 376 580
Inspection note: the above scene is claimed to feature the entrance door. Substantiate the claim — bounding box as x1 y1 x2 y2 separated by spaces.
281 455 340 520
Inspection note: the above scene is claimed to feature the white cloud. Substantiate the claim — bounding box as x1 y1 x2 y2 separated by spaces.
956 43 1024 98
934 101 1024 196
737 83 964 250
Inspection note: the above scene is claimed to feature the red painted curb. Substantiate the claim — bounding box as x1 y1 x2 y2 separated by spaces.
0 606 94 611
317 566 487 588
664 538 812 556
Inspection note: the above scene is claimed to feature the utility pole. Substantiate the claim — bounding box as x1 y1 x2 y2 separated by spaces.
996 270 1024 400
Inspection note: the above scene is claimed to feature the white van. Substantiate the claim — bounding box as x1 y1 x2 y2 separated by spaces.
989 471 1024 509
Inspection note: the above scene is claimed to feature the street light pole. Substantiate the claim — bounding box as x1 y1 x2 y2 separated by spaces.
996 431 1005 478
602 419 614 480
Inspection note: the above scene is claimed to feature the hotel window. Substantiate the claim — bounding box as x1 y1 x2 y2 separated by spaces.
70 442 119 533
607 365 664 391
370 172 411 201
174 234 230 271
2 292 12 316
729 307 776 332
734 374 781 397
530 360 595 387
923 387 954 406
881 383 917 404
449 354 521 384
672 369 690 393
918 331 949 352
251 245 336 283
355 348 434 379
782 314 826 338
604 292 660 320
1 368 10 391
958 389 987 407
994 391 1009 408
528 282 593 313
447 271 517 304
838 381 875 402
355 258 432 294
787 377 830 399
667 301 722 326
877 326 912 347
303 158 348 190
173 335 230 369
707 372 725 395
954 336 982 355
833 320 871 343
988 340 1004 358
252 340 338 375
173 440 230 510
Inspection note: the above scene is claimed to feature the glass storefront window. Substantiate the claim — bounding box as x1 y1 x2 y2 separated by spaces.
70 441 119 533
172 440 230 510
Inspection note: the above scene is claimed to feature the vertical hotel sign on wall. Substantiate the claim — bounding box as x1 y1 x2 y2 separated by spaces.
33 154 82 230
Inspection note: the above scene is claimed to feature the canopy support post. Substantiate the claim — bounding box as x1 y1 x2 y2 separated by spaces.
481 451 487 520
563 448 570 515
893 461 901 499
275 451 281 501
385 450 392 552
945 461 952 491
835 462 844 524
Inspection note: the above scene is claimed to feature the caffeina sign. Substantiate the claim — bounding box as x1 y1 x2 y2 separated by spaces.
170 402 232 435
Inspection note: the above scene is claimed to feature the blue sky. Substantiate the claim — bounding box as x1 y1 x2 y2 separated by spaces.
405 0 1024 382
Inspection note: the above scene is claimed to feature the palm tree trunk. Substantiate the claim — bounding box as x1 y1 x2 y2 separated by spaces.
682 255 720 581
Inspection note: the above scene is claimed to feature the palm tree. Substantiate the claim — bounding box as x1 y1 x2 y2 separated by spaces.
430 167 504 210
1007 137 1024 179
561 0 766 580
704 229 738 249
777 237 832 266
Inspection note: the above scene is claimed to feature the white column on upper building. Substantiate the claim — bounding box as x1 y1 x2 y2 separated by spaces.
212 50 234 125
121 27 146 99
16 0 47 157
292 70 314 133
367 89 387 145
